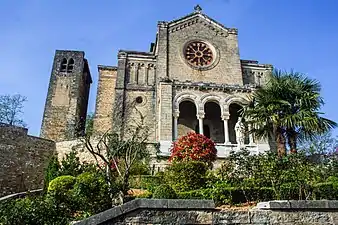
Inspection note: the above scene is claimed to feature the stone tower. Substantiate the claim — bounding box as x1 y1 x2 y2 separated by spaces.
40 50 92 142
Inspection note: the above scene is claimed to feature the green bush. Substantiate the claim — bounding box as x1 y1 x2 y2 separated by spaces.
277 183 304 200
313 182 338 200
47 175 76 207
164 161 208 192
129 175 162 192
59 150 83 177
48 175 76 194
178 186 274 206
326 176 338 183
0 197 70 225
129 161 150 175
44 156 60 190
73 172 114 214
153 184 177 199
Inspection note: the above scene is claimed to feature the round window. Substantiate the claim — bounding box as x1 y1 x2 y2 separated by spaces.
135 96 143 104
184 41 215 68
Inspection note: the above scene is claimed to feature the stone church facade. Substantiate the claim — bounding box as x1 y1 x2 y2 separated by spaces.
41 6 272 163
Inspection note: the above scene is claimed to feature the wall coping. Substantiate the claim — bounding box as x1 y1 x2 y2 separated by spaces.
256 200 338 210
73 199 215 225
0 189 43 202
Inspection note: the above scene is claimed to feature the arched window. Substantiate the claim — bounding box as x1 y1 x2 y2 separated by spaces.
67 58 74 72
60 58 67 72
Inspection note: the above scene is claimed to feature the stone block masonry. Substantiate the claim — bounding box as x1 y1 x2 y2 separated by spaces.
74 199 338 225
0 123 55 197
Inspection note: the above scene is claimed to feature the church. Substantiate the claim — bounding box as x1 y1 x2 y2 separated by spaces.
40 5 272 161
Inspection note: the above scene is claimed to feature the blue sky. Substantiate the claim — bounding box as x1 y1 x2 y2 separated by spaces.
0 0 337 136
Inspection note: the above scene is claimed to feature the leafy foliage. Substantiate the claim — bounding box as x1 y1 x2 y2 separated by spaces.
153 184 177 199
44 155 60 190
0 196 71 225
169 132 217 165
178 186 274 205
73 172 116 214
47 175 76 206
313 182 338 200
243 69 337 156
164 161 208 192
129 160 150 175
59 150 83 177
129 175 162 192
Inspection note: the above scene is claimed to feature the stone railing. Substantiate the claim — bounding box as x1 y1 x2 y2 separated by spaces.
158 141 269 158
73 199 338 225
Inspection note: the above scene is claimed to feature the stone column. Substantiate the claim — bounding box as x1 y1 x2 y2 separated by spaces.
197 113 204 135
222 113 230 144
173 111 179 140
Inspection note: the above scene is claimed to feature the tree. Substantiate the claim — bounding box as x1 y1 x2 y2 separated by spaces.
299 132 338 155
80 96 151 204
0 94 27 127
244 69 336 156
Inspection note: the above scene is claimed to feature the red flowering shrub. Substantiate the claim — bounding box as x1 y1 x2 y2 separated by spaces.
169 132 217 164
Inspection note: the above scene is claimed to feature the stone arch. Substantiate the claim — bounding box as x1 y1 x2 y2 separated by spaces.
173 92 199 113
223 95 249 112
200 94 223 115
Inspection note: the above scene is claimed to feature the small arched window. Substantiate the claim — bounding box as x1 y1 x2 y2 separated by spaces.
67 58 74 72
60 58 67 72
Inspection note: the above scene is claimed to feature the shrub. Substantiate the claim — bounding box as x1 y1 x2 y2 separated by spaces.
129 161 150 175
129 175 162 192
0 197 70 225
47 175 76 207
313 182 338 200
165 161 208 192
73 172 114 214
326 176 338 183
169 132 217 165
59 150 83 177
153 184 177 199
44 156 60 190
178 186 274 206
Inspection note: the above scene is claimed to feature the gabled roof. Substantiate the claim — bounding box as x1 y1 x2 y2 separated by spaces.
164 6 237 35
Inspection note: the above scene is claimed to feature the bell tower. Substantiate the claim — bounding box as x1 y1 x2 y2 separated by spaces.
40 50 92 142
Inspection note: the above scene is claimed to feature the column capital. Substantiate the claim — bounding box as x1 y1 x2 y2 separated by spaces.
221 112 230 120
173 110 180 118
196 113 205 119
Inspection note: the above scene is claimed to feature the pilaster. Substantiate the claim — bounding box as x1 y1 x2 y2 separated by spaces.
158 81 173 141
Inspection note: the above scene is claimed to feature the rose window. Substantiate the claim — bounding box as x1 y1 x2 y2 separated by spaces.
184 41 214 67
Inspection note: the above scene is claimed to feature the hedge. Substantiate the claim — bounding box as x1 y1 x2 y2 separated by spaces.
178 186 274 206
313 182 338 200
153 184 177 199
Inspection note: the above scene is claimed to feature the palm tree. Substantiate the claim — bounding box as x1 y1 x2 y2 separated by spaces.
243 69 337 156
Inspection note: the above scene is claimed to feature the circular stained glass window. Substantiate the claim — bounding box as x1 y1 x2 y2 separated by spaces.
184 41 214 68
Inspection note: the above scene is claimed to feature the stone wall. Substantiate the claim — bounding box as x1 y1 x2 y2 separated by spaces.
74 199 338 225
0 124 55 197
